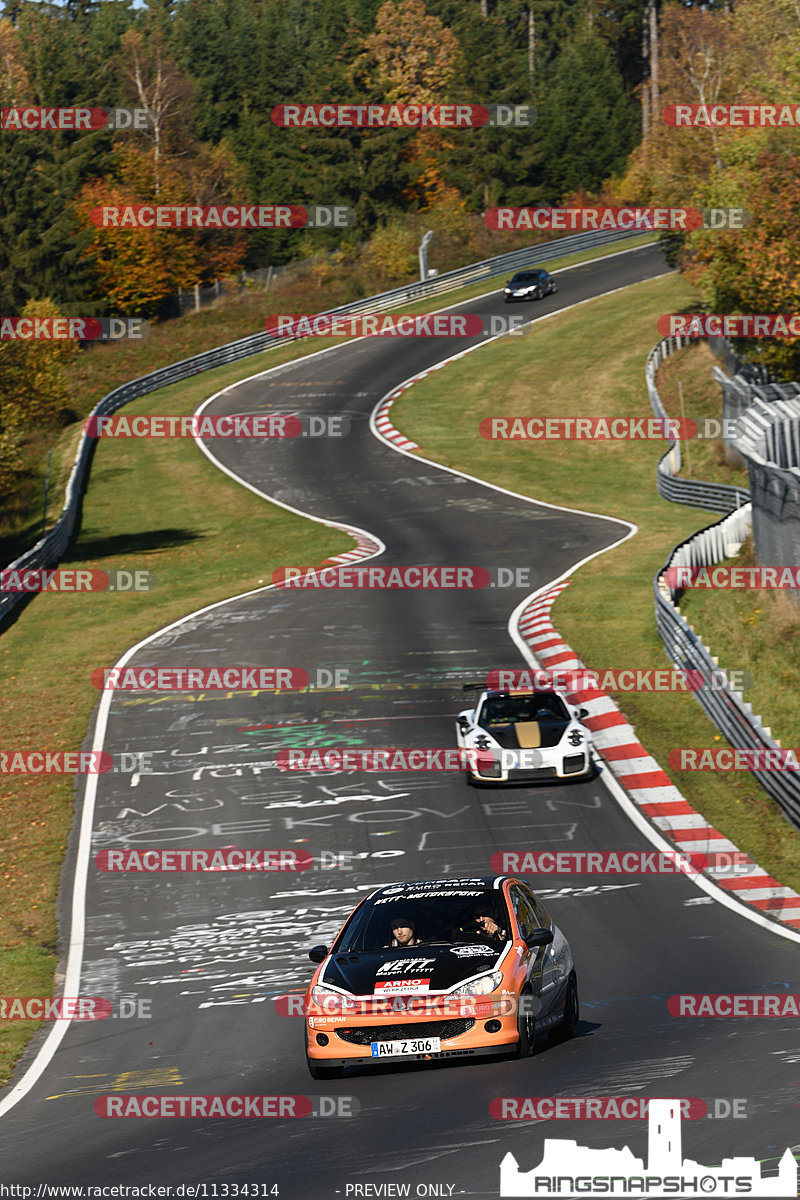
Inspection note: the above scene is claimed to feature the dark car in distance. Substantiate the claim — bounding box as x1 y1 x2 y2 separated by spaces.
503 269 557 303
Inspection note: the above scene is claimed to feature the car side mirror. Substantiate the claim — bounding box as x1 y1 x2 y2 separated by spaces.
457 716 472 734
308 945 329 964
525 927 554 948
577 708 588 719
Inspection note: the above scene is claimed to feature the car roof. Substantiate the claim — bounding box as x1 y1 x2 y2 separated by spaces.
480 687 560 699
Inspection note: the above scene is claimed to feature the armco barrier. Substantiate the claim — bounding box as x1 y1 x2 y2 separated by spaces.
648 337 800 828
711 366 800 567
646 334 749 513
0 225 645 628
655 504 800 828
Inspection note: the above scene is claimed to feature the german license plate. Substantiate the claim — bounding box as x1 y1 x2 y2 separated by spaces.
370 1037 441 1057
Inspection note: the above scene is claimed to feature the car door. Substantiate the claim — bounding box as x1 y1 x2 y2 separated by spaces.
507 884 548 1013
527 885 571 1017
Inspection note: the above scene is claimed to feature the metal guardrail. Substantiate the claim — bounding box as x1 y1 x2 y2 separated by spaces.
646 335 750 513
649 339 800 828
0 225 646 627
711 367 800 569
654 504 800 828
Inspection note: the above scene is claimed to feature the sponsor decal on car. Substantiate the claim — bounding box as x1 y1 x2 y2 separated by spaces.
373 979 431 994
374 959 436 975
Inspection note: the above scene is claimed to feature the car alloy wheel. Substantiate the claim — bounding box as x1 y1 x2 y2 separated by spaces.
551 974 579 1042
515 986 536 1057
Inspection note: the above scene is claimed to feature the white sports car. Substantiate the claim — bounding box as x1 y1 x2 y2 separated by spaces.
455 686 593 784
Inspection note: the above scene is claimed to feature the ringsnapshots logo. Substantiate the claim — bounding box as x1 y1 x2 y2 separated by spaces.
0 317 146 340
89 205 354 229
1 568 155 593
485 667 753 694
498 1098 796 1197
271 103 536 128
0 107 152 131
485 206 749 232
272 565 533 588
659 314 800 338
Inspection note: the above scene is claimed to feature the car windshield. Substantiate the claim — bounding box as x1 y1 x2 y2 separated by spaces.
510 272 541 283
334 890 510 954
480 693 568 724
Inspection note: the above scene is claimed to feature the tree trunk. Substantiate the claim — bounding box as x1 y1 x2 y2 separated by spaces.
642 2 650 138
649 0 659 131
528 4 534 84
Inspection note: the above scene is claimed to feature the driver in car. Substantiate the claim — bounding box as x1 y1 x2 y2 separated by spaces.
455 901 509 944
387 914 419 947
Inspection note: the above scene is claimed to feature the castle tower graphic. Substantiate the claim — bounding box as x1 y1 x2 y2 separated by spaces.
500 1098 798 1198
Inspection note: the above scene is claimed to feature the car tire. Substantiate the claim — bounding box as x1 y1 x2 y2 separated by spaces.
551 973 579 1042
551 283 558 293
514 986 536 1058
306 1053 344 1080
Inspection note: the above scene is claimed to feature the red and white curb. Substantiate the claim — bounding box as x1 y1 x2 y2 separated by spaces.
317 529 382 567
518 582 800 931
374 364 460 454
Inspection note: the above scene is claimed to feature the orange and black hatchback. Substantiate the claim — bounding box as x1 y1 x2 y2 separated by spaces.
304 875 579 1078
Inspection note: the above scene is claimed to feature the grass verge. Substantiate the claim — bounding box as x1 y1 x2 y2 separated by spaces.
0 353 353 1088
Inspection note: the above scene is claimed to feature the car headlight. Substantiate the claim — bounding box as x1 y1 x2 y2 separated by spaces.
310 984 357 1012
450 970 504 996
